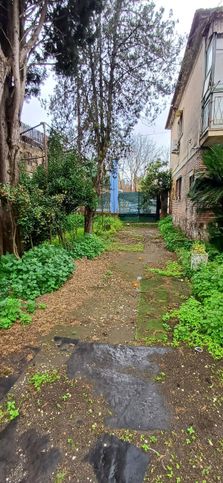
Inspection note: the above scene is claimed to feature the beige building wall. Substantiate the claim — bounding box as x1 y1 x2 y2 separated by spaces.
170 40 205 176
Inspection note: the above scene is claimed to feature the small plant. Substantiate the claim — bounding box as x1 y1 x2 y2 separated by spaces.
191 241 206 254
154 372 166 383
55 471 67 483
30 370 60 391
185 425 196 444
0 400 19 423
120 430 134 443
61 392 71 401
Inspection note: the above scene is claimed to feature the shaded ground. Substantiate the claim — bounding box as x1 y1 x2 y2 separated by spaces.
0 225 222 482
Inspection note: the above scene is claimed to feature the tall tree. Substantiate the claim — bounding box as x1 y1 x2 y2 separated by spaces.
50 0 182 231
120 135 168 192
0 0 101 254
141 160 171 218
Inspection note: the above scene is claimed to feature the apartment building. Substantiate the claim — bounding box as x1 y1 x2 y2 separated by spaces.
166 8 223 239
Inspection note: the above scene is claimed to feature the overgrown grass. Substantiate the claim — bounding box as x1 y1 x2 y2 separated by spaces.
159 217 223 359
159 216 192 251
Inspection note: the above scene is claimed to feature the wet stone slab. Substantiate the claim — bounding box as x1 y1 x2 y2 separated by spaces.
67 342 171 430
0 420 61 483
87 433 149 483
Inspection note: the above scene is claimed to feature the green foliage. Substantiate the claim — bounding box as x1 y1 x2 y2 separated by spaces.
0 297 32 329
158 216 192 252
163 294 223 359
191 256 223 300
94 215 123 237
0 244 75 301
159 216 223 359
153 372 166 383
141 160 171 198
149 261 182 277
30 370 60 391
64 213 84 235
0 400 19 424
67 234 105 259
189 145 223 248
9 135 97 248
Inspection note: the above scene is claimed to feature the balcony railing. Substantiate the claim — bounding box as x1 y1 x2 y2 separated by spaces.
20 122 44 146
201 91 223 134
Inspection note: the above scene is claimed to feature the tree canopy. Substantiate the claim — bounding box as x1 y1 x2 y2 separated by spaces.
141 160 171 217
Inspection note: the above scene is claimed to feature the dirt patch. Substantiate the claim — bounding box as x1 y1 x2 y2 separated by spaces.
0 255 109 360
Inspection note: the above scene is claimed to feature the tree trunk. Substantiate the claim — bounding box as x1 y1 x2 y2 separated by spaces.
160 191 168 218
156 195 161 220
0 201 21 256
84 206 94 234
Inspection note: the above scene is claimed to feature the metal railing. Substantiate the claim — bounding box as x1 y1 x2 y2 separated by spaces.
20 122 45 146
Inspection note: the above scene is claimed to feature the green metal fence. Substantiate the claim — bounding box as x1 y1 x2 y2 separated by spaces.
97 191 158 222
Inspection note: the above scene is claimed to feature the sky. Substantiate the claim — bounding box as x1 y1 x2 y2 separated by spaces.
22 0 222 150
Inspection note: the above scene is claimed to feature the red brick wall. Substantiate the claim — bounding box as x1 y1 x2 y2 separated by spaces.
170 150 213 240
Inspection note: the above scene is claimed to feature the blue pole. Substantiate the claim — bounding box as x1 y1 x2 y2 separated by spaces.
110 160 119 213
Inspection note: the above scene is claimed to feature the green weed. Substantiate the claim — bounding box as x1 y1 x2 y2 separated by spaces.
148 261 183 277
153 372 166 383
0 400 19 423
30 370 60 391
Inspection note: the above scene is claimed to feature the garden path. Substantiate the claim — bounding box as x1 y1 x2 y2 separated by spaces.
0 225 222 483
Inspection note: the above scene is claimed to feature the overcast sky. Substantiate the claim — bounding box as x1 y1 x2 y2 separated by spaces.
22 0 222 149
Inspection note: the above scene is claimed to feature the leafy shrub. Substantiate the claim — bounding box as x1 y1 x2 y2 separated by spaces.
191 255 223 301
159 216 192 252
0 244 75 300
94 215 123 237
64 213 84 235
159 216 223 359
0 297 33 329
163 294 223 359
68 234 105 259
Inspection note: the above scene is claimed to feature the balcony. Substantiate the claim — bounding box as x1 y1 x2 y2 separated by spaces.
200 91 223 145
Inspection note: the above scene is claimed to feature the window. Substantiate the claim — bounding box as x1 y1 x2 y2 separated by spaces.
214 36 223 88
203 38 213 97
176 177 182 201
177 112 183 141
189 173 194 189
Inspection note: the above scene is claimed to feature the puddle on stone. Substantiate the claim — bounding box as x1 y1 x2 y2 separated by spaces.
87 433 149 483
0 421 61 483
67 342 171 430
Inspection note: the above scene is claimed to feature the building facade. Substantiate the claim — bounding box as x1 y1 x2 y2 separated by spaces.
20 122 47 174
166 8 223 239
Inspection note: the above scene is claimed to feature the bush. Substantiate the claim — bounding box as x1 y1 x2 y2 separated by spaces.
163 294 223 359
0 297 32 329
159 216 223 358
94 215 123 237
64 213 84 234
159 216 192 252
191 255 223 301
0 244 75 300
67 234 105 259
